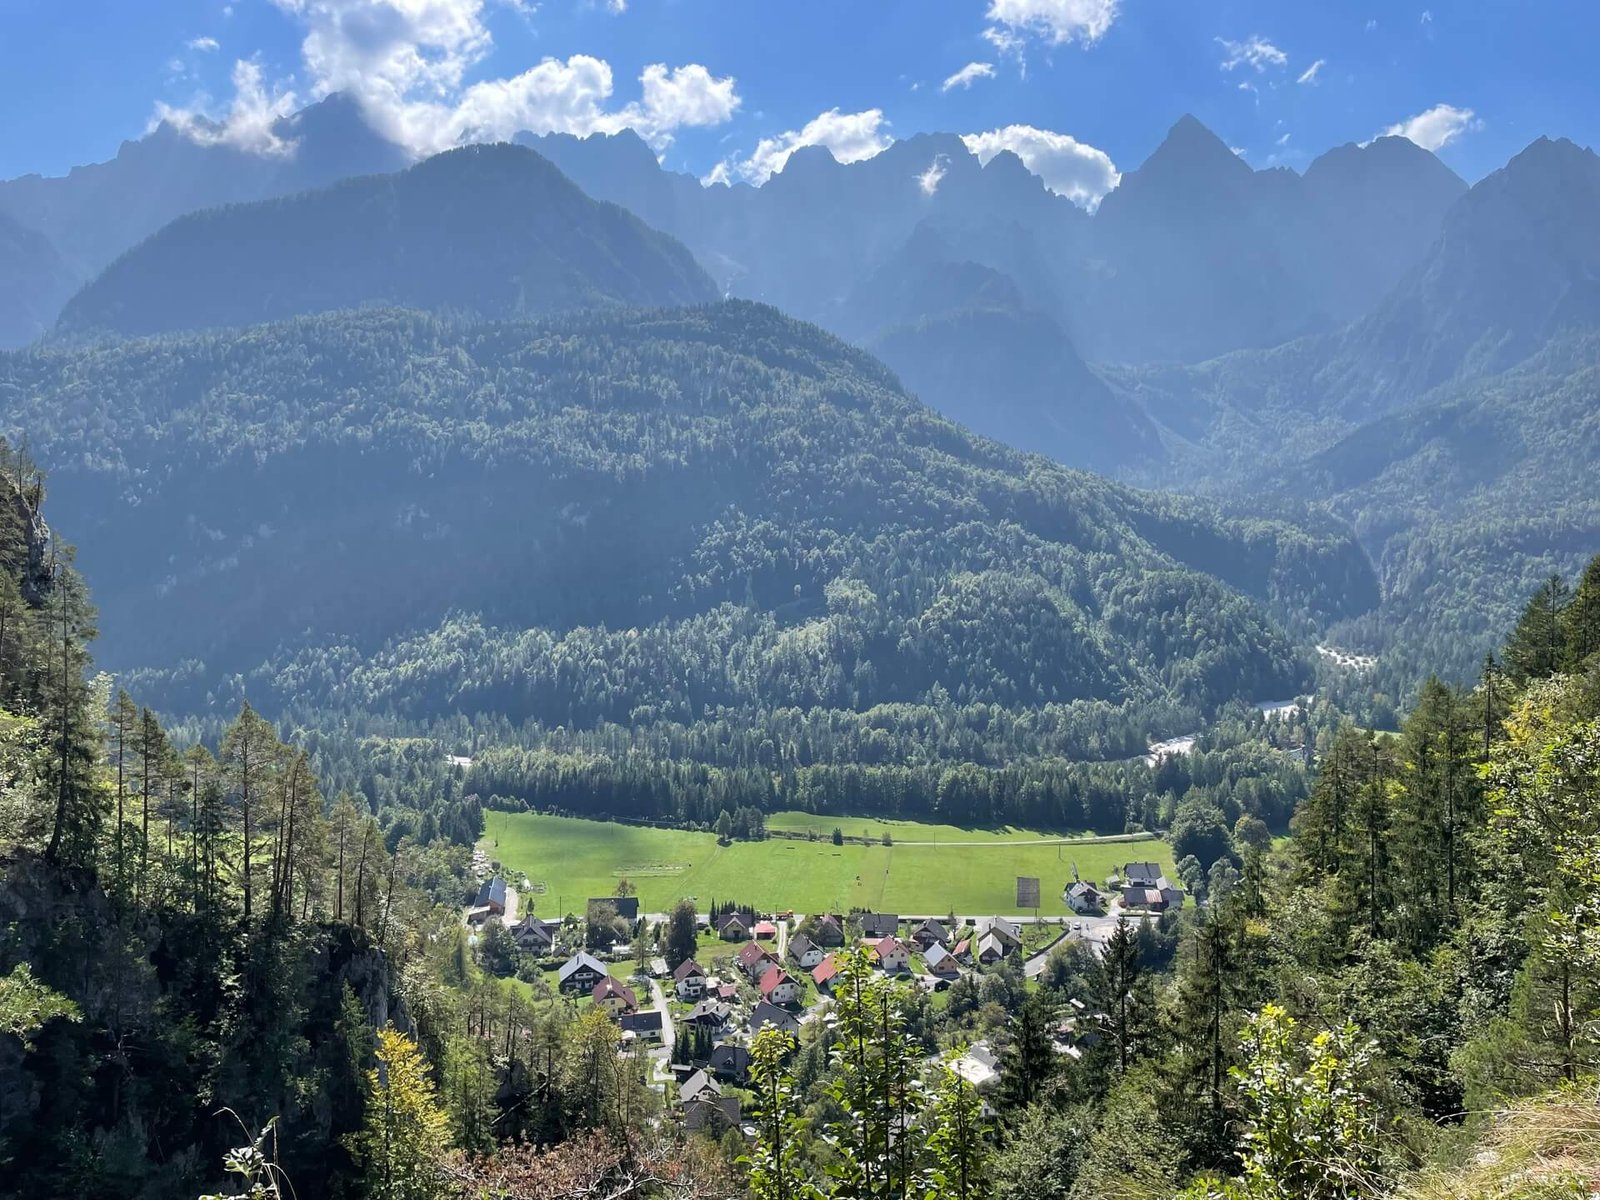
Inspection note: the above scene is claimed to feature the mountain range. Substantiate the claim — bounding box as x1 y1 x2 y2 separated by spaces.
3 96 1598 700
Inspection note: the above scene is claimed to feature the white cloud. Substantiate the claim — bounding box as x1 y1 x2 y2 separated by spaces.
188 36 221 52
941 61 995 93
961 124 1119 209
709 108 892 185
917 154 949 196
1364 18 1378 32
1296 58 1324 85
1380 102 1481 151
985 0 1119 46
161 0 739 158
1420 9 1433 22
1276 132 1291 146
981 24 1026 68
1216 35 1288 72
153 58 300 156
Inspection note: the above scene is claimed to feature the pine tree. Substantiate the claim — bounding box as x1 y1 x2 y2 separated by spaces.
220 703 282 923
39 558 101 871
1000 991 1058 1109
1089 918 1147 1081
1504 573 1570 683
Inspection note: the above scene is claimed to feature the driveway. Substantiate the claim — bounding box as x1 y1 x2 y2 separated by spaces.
646 978 676 1085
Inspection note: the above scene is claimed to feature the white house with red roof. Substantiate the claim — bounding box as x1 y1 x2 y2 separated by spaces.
871 936 912 973
758 965 800 1005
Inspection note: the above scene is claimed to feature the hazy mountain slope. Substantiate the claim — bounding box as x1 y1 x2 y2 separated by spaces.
57 143 718 338
0 303 1372 724
0 210 80 350
0 94 408 278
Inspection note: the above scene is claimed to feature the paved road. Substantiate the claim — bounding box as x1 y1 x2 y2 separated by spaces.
1022 909 1152 976
646 978 676 1085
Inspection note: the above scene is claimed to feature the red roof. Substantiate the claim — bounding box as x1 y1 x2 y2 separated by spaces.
753 920 778 937
811 955 838 985
737 942 775 970
759 966 794 996
591 977 637 1009
873 936 909 961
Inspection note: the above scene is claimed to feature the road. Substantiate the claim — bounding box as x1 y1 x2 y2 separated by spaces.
646 978 676 1085
1021 908 1153 977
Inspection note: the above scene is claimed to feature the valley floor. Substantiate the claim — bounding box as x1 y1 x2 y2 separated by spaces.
483 811 1173 918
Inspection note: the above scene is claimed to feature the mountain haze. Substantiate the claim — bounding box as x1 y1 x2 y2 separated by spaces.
57 143 719 338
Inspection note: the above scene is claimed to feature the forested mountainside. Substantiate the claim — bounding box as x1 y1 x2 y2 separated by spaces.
1112 135 1600 695
5 434 1600 1199
0 302 1370 735
57 143 718 339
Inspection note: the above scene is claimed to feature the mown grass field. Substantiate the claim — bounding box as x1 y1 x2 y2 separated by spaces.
482 811 1173 919
764 810 1163 846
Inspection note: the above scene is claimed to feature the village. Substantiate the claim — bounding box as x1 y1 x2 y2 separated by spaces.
463 857 1186 1136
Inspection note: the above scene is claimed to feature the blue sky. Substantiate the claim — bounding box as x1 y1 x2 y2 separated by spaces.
3 0 1595 197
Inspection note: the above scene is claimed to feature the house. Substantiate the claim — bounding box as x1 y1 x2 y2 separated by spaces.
923 943 961 979
859 912 899 939
620 1010 663 1041
591 976 638 1015
1123 877 1186 912
680 1068 723 1105
811 914 846 947
649 956 670 978
474 877 508 916
788 934 824 969
811 955 839 993
1066 881 1105 915
753 919 778 940
736 941 779 980
1120 862 1163 889
587 896 641 923
910 919 950 951
951 938 973 965
684 1095 741 1134
673 959 707 1000
465 906 493 926
683 999 733 1029
557 952 609 994
510 914 560 953
709 1043 751 1083
759 966 801 1006
977 916 1022 949
977 933 1008 965
750 1000 802 1038
716 911 756 941
950 1042 1001 1090
872 936 912 974
714 982 739 1002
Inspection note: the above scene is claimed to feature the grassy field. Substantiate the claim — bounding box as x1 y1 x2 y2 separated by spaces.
483 811 1173 918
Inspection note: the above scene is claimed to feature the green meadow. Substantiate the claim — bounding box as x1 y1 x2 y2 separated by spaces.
482 811 1173 919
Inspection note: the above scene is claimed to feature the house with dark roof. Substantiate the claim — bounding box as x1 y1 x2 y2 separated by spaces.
977 916 1022 948
709 1043 751 1083
1120 862 1163 889
736 941 779 980
910 919 950 951
1123 877 1185 912
859 912 899 938
684 1095 741 1134
788 934 824 969
591 976 638 1014
474 877 508 915
587 896 641 922
811 914 845 946
673 959 707 999
620 1010 664 1041
680 1068 722 1105
557 952 609 994
683 999 733 1029
510 914 560 953
750 1000 801 1038
977 932 1008 965
759 966 800 1005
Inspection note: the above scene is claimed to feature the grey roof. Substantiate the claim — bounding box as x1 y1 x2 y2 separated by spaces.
1121 862 1162 885
685 999 732 1025
860 912 899 936
924 943 958 973
680 1068 722 1101
684 1095 741 1132
588 896 640 921
750 1000 801 1035
788 934 817 959
621 1010 664 1033
709 1044 750 1072
475 877 507 907
557 952 608 984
